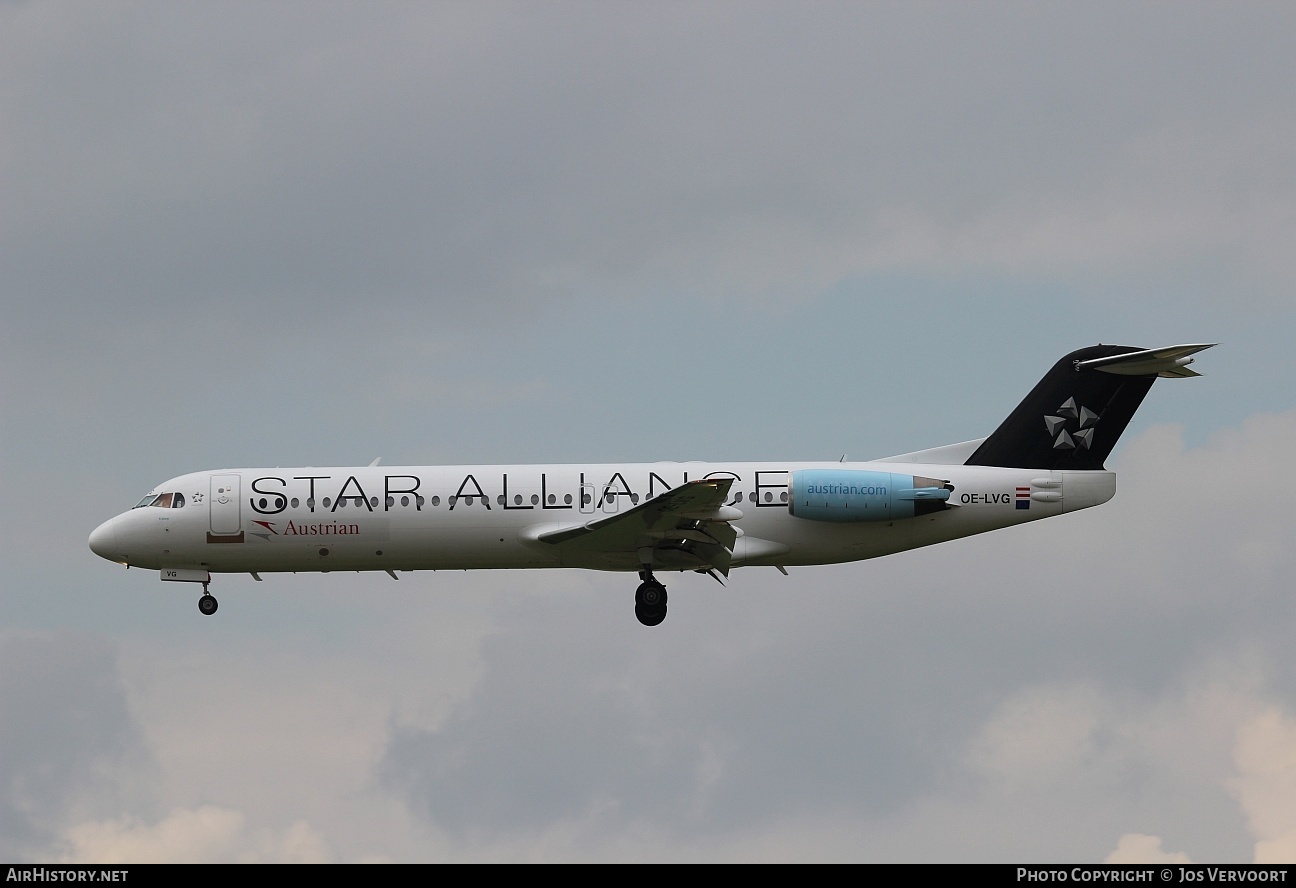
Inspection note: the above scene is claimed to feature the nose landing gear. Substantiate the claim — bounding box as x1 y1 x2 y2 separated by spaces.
635 570 667 627
159 569 218 616
198 582 218 616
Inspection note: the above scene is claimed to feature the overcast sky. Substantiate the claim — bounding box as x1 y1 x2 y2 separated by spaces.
3 0 1296 863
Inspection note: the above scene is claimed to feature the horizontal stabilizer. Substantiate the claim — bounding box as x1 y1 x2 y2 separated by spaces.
1076 343 1216 378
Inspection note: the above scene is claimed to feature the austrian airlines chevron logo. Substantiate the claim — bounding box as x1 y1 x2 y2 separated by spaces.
1044 397 1099 451
250 520 278 541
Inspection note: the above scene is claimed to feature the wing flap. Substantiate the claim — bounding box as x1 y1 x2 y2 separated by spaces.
533 478 739 574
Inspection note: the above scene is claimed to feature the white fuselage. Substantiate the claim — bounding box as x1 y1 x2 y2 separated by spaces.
88 461 1115 576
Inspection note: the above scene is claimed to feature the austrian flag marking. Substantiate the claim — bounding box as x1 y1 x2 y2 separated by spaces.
1016 486 1031 510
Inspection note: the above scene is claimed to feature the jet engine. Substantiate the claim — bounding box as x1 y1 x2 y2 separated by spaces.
788 469 952 522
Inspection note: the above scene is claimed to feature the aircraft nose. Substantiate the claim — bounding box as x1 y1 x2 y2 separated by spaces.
88 517 121 562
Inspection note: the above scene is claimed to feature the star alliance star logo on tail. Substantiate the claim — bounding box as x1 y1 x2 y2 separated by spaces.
1045 397 1099 451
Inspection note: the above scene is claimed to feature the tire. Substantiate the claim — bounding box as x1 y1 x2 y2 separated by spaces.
635 603 666 627
635 581 667 608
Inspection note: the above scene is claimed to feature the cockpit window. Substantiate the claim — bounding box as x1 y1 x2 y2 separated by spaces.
133 492 184 509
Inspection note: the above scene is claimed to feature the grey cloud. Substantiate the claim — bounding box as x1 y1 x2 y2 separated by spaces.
0 631 156 860
378 590 953 838
5 2 1294 339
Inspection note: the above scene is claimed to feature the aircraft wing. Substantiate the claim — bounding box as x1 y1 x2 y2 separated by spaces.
535 478 740 575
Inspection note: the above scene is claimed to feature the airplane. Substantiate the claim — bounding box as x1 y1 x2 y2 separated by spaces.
89 343 1213 626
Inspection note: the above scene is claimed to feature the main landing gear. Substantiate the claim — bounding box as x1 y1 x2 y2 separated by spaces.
198 582 218 616
635 570 667 627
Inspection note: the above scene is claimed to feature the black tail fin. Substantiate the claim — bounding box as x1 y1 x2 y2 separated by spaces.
964 343 1214 470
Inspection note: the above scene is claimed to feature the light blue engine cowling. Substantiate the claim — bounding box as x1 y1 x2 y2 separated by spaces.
788 469 952 522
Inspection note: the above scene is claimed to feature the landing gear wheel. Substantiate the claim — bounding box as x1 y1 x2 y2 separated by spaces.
198 594 219 616
635 581 667 608
634 577 667 626
635 603 666 626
